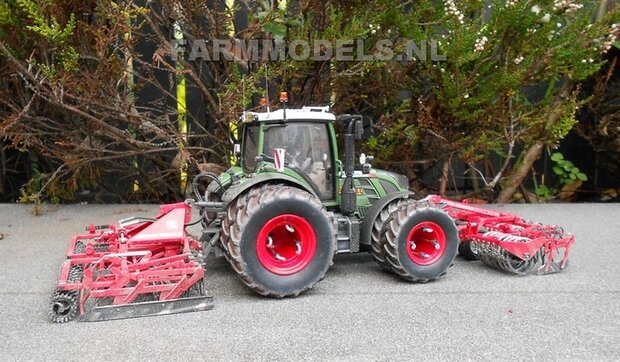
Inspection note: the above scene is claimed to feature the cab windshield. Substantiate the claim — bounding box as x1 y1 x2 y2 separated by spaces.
242 121 334 200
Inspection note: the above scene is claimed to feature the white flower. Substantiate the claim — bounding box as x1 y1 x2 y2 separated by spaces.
531 5 542 14
601 23 620 54
589 58 594 63
506 0 518 7
445 0 465 24
541 13 551 23
581 59 586 63
514 55 524 64
554 0 583 15
464 93 470 99
474 36 488 52
557 23 562 28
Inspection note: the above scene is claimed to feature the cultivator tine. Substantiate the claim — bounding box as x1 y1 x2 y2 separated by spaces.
536 238 573 275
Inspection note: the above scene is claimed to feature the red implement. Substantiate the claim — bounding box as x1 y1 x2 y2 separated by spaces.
50 202 212 323
425 195 575 275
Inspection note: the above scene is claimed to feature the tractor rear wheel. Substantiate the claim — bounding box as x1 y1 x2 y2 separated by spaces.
220 184 271 261
382 201 458 282
370 198 409 272
222 185 336 297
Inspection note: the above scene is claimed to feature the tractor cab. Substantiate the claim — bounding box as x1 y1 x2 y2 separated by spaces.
238 107 337 201
232 106 410 215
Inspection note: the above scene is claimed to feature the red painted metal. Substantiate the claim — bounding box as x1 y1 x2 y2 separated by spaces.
405 221 447 265
256 214 317 275
52 194 576 322
54 202 206 319
425 195 575 273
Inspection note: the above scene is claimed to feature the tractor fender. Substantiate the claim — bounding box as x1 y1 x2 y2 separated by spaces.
220 173 318 206
359 191 415 246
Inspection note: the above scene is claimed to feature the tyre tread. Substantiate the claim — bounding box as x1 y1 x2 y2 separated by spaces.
221 184 336 297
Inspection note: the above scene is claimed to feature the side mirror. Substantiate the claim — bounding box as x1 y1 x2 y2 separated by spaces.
355 118 363 140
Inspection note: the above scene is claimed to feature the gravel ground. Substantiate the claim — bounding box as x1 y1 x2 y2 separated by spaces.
0 202 618 361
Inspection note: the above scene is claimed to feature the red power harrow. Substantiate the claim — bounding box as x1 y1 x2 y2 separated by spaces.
426 195 575 275
49 202 213 323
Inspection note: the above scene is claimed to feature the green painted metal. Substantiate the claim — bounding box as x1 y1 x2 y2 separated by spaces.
217 112 409 219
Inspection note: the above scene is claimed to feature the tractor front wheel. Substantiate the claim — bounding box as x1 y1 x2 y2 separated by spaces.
382 201 459 282
223 185 336 297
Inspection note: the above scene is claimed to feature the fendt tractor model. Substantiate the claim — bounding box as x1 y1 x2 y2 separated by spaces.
50 96 575 322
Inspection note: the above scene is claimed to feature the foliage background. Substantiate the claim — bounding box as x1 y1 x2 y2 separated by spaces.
0 0 618 204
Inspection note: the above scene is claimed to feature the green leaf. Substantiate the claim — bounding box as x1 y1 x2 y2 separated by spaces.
550 152 563 161
287 19 302 27
552 166 563 175
569 173 576 180
263 22 287 39
576 172 587 181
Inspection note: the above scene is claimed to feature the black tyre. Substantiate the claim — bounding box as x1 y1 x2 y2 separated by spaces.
383 201 459 282
458 240 479 261
222 185 336 297
369 198 409 272
221 183 273 261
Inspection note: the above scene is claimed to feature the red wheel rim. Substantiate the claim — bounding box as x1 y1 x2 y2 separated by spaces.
405 221 446 265
256 214 317 275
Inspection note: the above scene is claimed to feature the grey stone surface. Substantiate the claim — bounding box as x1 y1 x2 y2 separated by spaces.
0 202 618 361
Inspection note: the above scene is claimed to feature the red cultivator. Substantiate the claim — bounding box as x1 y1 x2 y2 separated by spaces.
50 202 212 323
427 195 575 275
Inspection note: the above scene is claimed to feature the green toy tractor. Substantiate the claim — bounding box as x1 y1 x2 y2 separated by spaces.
194 103 460 297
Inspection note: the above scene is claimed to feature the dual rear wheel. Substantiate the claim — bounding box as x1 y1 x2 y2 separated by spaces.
222 186 459 297
371 200 459 282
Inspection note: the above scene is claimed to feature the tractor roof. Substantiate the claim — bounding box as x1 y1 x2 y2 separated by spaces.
243 106 336 123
